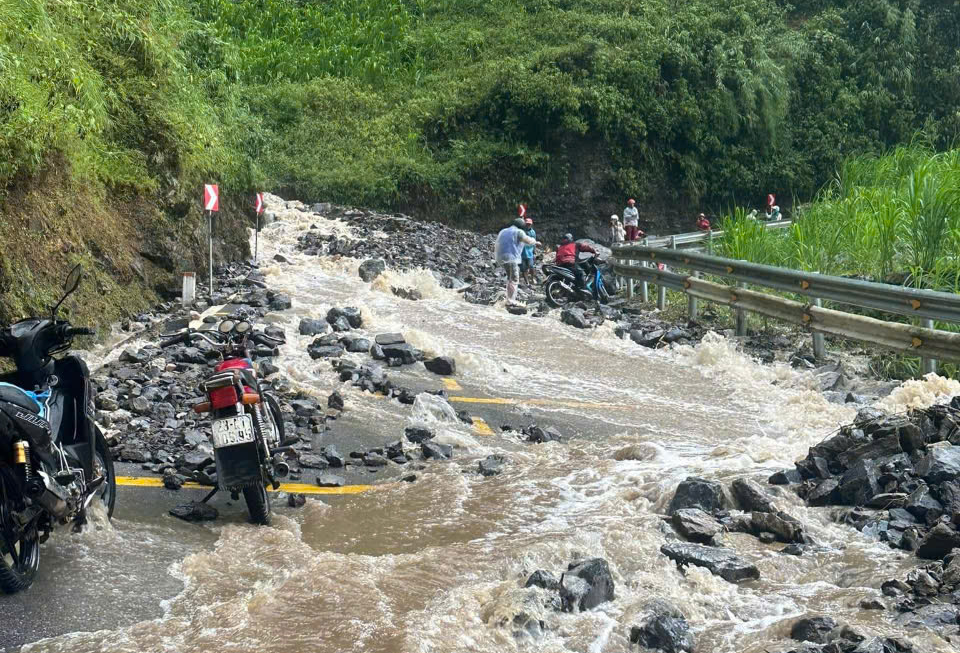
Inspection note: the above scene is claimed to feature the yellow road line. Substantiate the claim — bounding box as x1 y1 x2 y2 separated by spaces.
449 396 625 410
115 476 375 495
441 378 463 391
472 417 494 436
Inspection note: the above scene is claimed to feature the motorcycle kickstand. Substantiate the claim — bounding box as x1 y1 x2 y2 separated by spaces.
200 487 219 504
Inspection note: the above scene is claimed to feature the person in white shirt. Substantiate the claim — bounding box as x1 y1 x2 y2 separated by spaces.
494 218 539 305
623 198 640 241
610 215 625 243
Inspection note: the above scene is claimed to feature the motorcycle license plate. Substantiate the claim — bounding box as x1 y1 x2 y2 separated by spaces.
211 415 255 448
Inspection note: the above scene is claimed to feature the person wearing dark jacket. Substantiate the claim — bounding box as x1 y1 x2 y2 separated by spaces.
555 233 597 295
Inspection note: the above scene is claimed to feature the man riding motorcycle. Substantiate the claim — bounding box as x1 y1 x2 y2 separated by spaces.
555 233 598 298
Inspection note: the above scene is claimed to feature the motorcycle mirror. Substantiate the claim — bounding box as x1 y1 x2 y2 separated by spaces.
52 264 83 317
218 320 235 334
235 321 251 333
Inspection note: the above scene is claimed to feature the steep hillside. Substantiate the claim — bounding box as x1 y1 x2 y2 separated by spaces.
1 0 958 324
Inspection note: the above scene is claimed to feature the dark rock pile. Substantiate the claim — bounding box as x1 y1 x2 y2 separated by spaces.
773 399 960 642
614 313 706 349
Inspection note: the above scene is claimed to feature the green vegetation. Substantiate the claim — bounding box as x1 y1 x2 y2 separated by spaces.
715 144 960 378
1 0 959 325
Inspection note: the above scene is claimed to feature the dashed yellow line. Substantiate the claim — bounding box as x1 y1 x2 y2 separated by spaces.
449 396 625 410
472 417 494 436
441 378 463 391
115 476 374 495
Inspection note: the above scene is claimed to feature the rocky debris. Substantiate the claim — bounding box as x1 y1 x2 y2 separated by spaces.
422 441 453 460
358 259 386 282
316 474 346 488
375 333 405 346
326 306 362 330
660 542 760 583
424 356 456 376
790 616 837 644
668 477 727 515
328 391 344 411
731 478 778 513
286 493 307 508
560 558 615 612
525 570 560 591
524 424 563 444
478 454 506 477
404 424 434 444
169 501 218 522
298 318 329 336
629 600 695 653
391 286 422 301
670 508 722 544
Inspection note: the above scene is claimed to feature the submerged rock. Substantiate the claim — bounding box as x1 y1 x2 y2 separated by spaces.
629 600 695 653
660 542 760 583
668 477 726 515
424 356 456 376
671 508 722 544
790 615 837 644
560 558 615 612
169 501 218 522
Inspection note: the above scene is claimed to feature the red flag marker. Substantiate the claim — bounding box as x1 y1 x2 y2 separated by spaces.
255 192 264 214
518 203 527 218
204 184 219 212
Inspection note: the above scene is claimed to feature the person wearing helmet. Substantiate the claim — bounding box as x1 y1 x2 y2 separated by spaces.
520 217 537 285
695 213 710 231
623 198 642 241
494 217 540 305
554 233 597 295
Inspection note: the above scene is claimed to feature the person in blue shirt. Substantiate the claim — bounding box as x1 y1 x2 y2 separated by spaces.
521 217 537 285
494 217 539 305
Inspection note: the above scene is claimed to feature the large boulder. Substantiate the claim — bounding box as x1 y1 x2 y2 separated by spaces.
561 558 615 612
671 508 722 544
751 511 808 544
560 308 590 329
660 542 760 583
668 477 727 515
298 318 328 336
381 343 420 365
358 259 386 282
838 459 879 506
916 523 960 560
424 356 456 376
326 306 362 329
731 478 777 513
790 615 837 644
629 600 695 653
916 445 960 484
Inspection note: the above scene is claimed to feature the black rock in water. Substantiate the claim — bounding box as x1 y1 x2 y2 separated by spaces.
660 542 760 583
269 294 292 311
671 508 722 544
298 318 328 336
916 445 960 484
916 523 960 559
790 615 837 644
478 454 506 477
169 501 218 522
424 356 456 376
307 343 344 359
405 424 435 444
524 570 560 591
328 391 345 410
381 343 420 365
668 477 727 515
731 478 777 513
561 558 615 611
375 333 405 345
629 600 695 653
287 493 307 508
316 473 346 487
358 259 386 282
422 441 453 460
322 446 345 468
525 425 562 444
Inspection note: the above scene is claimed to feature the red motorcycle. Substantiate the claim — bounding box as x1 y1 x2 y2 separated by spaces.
161 319 287 524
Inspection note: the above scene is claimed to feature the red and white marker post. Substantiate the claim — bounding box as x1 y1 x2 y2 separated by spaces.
203 184 219 298
518 203 527 218
253 192 264 262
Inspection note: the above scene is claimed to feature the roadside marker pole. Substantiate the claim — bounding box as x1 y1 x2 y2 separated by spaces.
203 184 219 300
812 298 825 361
254 192 264 263
208 211 214 299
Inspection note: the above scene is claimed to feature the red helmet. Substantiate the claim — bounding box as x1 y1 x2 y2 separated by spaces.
524 218 533 225
628 198 636 205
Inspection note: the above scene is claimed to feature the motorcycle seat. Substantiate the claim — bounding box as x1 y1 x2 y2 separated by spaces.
0 382 44 415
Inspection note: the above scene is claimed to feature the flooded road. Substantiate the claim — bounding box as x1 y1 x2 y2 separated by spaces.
7 199 956 652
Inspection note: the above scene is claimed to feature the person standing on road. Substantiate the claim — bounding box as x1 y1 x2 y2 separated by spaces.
610 215 625 243
623 198 641 241
521 217 537 285
495 217 539 305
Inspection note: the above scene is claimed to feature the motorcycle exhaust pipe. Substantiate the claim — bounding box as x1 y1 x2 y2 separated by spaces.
273 460 290 478
24 472 70 519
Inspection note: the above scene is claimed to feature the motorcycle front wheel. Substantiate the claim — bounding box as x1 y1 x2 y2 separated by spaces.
242 484 271 526
0 473 40 594
544 278 573 309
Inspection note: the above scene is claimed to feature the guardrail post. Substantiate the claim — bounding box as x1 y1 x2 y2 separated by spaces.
707 230 713 255
688 272 699 319
812 298 825 361
735 282 747 336
641 262 649 303
626 260 634 299
657 280 666 310
671 235 677 250
922 318 938 375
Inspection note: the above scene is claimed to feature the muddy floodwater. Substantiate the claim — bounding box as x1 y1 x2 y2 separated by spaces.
12 199 958 652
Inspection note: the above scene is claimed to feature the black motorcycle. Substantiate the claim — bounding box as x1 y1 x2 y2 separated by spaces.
0 265 116 594
161 319 287 525
542 256 617 308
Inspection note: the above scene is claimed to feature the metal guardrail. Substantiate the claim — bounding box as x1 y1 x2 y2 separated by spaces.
611 244 960 368
642 220 792 249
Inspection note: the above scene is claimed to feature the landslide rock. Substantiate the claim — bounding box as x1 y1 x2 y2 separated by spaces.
671 508 722 544
422 441 453 460
790 615 837 644
358 259 386 282
169 501 218 522
629 600 695 653
424 356 456 376
838 459 879 506
916 445 960 484
668 477 727 515
560 308 590 329
751 511 808 544
660 542 760 583
478 455 506 477
731 478 777 513
916 523 960 560
525 570 560 591
298 317 329 336
561 558 615 612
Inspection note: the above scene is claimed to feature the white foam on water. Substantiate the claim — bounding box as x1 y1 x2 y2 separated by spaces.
877 373 960 412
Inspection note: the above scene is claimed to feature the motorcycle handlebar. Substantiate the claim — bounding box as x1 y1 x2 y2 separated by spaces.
66 326 95 337
160 333 187 348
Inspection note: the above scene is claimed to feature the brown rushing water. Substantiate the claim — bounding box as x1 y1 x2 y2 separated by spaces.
18 197 958 652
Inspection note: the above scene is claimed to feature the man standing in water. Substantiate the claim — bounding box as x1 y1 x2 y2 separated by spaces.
495 217 539 305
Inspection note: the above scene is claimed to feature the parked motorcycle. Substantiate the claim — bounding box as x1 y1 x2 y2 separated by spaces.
542 256 616 308
160 319 287 525
0 265 116 594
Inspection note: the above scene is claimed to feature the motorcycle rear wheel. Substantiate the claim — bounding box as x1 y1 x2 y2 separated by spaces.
544 279 573 309
0 476 40 594
242 484 271 526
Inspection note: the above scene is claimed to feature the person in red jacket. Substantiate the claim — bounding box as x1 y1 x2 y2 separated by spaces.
695 213 710 231
555 233 597 294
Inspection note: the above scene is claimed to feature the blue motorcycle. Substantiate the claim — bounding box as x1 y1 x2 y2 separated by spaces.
542 256 615 308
